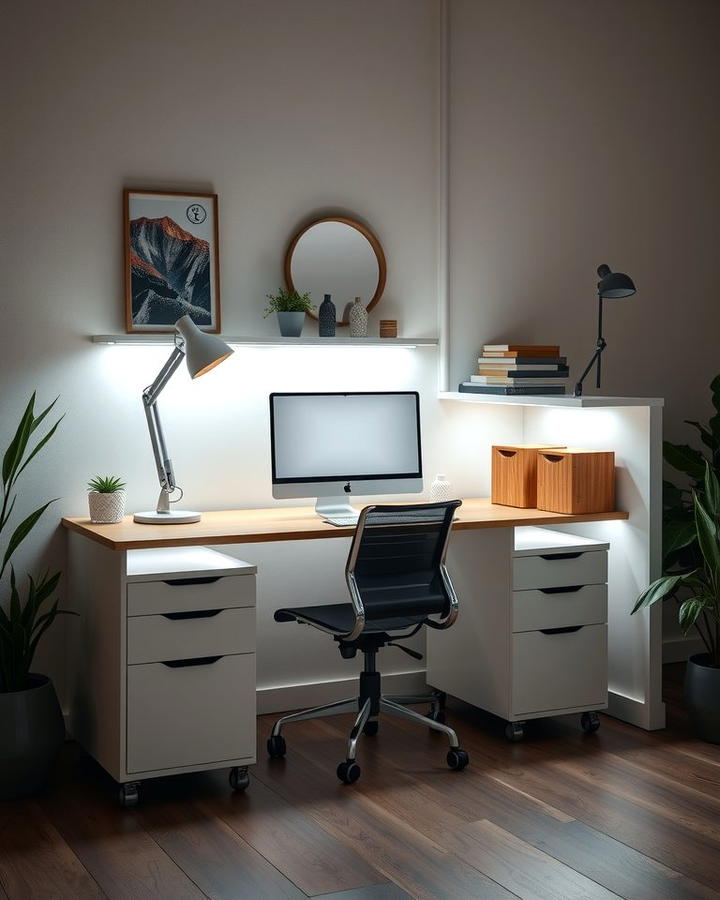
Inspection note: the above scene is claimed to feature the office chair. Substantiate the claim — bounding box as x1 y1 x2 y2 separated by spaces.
267 500 469 783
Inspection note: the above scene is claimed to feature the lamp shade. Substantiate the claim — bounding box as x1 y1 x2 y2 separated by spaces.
175 315 234 378
596 264 636 299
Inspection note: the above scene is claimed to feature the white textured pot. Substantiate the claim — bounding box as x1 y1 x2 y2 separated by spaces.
88 490 126 523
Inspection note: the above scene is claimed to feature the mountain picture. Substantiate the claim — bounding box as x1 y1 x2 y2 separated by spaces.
124 191 220 332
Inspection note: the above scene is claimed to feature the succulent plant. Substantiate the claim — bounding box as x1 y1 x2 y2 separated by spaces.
87 475 126 493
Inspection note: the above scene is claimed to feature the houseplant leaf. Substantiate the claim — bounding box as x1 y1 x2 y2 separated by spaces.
663 519 697 560
693 491 720 578
631 574 685 613
1 393 35 487
663 442 706 481
703 459 720 520
678 596 710 634
684 420 719 452
0 499 57 578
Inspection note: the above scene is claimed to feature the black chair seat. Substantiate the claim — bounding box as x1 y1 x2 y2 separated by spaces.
275 602 429 634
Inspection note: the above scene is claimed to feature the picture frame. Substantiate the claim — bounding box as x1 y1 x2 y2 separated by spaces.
123 189 221 333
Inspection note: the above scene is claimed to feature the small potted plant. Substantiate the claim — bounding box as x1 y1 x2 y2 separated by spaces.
1 393 72 799
264 288 315 337
632 459 720 742
88 475 127 523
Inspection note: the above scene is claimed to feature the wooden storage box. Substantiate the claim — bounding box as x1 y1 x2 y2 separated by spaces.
536 448 615 514
491 444 565 508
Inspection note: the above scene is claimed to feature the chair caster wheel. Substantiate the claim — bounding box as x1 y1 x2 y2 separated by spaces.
229 767 250 792
362 720 379 736
119 782 140 808
505 722 525 742
446 748 469 771
337 759 361 784
581 711 601 733
267 735 287 758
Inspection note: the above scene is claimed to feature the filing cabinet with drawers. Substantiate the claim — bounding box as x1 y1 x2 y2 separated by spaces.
67 540 257 806
427 526 608 740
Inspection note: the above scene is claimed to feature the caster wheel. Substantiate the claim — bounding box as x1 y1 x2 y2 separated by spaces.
267 735 287 758
119 782 140 808
362 720 379 736
446 748 469 771
337 759 361 784
581 712 601 733
505 722 525 742
229 767 250 792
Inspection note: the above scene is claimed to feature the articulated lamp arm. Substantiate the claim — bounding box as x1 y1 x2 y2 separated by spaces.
141 344 185 514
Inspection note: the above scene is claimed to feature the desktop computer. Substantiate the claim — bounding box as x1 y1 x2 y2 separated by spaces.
269 391 423 525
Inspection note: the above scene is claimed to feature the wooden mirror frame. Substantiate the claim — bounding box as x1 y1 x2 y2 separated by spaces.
283 216 387 325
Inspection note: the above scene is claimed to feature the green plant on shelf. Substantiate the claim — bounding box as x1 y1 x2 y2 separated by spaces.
0 393 72 693
87 475 126 493
264 288 315 317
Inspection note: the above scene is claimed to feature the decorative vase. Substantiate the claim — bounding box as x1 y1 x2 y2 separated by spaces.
0 674 65 799
349 297 368 337
88 490 126 523
430 474 453 502
319 294 336 337
276 311 305 337
685 653 720 743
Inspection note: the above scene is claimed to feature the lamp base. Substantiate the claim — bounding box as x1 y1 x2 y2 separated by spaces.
133 509 202 525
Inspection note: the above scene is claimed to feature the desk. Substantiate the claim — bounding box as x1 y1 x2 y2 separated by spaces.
62 498 628 550
62 500 634 800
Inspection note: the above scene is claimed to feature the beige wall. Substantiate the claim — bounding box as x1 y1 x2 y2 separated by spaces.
448 0 720 435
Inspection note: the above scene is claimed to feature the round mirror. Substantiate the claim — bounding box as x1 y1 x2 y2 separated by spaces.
284 217 386 324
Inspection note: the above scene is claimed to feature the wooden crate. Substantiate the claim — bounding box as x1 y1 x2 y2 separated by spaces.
536 449 615 514
491 444 566 508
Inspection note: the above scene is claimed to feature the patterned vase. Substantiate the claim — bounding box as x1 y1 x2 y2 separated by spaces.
88 490 126 523
319 294 336 337
430 474 452 502
349 297 368 337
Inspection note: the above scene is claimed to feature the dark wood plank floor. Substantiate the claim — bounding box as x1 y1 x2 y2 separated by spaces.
1 663 719 900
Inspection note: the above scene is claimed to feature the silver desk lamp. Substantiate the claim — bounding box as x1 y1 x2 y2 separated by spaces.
134 315 233 524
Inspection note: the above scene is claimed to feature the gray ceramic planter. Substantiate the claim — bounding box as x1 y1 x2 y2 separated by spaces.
276 311 305 337
685 654 720 743
0 674 65 799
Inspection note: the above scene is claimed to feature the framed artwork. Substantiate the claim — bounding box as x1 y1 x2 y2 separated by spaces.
124 189 220 333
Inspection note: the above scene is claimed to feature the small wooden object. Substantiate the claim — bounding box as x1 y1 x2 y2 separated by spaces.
379 319 397 338
492 444 566 508
536 448 615 514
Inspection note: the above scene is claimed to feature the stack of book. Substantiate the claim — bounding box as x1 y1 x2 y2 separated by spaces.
459 344 568 395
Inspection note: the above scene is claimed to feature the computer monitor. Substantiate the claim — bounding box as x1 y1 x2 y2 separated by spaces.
270 391 423 523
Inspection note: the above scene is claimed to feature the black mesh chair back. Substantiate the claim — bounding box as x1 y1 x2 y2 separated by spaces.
346 500 461 625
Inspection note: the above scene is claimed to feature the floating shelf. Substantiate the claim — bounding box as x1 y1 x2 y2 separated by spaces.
438 391 663 408
92 334 438 348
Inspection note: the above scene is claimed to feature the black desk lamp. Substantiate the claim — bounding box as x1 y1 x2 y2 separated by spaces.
574 264 636 397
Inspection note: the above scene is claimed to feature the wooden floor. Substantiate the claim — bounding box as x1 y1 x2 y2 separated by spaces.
1 664 719 900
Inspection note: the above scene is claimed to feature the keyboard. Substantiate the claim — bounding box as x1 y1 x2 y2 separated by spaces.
322 515 360 527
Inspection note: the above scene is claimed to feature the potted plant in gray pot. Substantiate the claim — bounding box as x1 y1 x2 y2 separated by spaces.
0 393 73 798
264 288 315 337
632 459 720 742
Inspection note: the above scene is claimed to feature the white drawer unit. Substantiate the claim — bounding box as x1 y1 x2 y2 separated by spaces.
426 526 609 742
67 542 257 806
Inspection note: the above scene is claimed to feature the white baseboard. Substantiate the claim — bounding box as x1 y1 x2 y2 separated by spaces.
663 635 705 664
256 669 428 715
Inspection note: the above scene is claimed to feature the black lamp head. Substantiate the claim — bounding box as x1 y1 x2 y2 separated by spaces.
597 263 636 299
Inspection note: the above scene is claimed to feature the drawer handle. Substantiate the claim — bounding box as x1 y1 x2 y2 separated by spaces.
161 609 222 620
540 626 583 635
540 552 583 561
497 449 517 458
162 655 223 668
539 585 583 595
162 576 221 586
541 454 564 463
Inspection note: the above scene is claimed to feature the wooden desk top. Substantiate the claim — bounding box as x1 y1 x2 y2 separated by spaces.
62 499 628 551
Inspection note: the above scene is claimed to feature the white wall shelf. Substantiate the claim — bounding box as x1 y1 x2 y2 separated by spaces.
439 391 664 408
92 334 438 348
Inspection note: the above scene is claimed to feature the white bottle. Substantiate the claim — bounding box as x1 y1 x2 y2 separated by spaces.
349 297 368 337
430 473 452 502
